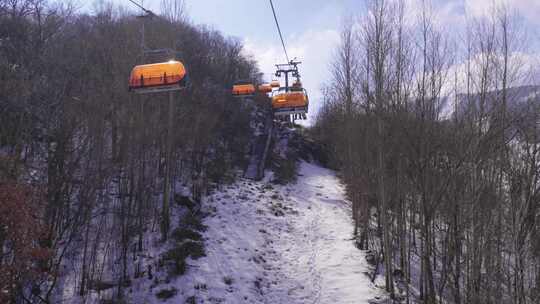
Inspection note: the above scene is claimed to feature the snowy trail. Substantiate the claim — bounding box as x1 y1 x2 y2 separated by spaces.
176 162 381 303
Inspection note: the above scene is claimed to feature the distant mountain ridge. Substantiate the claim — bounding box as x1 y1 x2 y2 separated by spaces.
452 85 540 116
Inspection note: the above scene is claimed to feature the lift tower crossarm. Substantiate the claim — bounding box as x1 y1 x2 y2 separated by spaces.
275 60 302 92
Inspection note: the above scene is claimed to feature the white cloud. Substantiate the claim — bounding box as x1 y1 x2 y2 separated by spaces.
465 0 540 23
400 0 540 31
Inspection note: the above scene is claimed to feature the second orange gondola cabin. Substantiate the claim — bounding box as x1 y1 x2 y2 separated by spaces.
270 80 280 88
258 84 273 94
129 60 187 94
232 81 256 97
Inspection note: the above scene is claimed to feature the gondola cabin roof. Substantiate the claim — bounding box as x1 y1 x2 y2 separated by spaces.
232 83 256 97
258 84 273 94
270 80 280 88
129 60 187 94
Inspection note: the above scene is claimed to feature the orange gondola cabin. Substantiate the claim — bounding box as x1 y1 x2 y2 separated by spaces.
271 87 309 116
232 81 256 97
258 84 273 94
129 60 187 94
270 80 280 88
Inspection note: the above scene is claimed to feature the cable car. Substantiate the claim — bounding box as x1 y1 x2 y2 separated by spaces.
129 60 187 94
258 84 272 94
232 81 256 97
270 80 280 88
271 87 309 118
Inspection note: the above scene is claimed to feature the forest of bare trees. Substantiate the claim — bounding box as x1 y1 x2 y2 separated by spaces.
0 0 260 302
313 1 540 303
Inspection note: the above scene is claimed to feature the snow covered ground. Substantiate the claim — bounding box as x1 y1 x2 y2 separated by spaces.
173 161 383 303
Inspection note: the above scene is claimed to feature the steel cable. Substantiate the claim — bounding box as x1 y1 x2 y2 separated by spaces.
269 0 290 63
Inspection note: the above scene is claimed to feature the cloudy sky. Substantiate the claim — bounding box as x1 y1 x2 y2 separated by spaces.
104 0 540 124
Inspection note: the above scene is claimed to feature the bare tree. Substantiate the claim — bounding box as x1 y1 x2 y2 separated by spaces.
160 0 186 23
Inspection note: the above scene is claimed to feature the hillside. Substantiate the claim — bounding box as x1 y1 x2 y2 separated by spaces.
44 120 387 303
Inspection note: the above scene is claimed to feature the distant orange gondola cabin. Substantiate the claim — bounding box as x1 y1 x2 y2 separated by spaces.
258 84 272 94
129 60 187 94
270 80 280 88
232 81 256 97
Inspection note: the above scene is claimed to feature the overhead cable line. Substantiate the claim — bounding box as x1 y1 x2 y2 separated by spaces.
125 0 176 59
126 0 154 15
269 0 290 63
